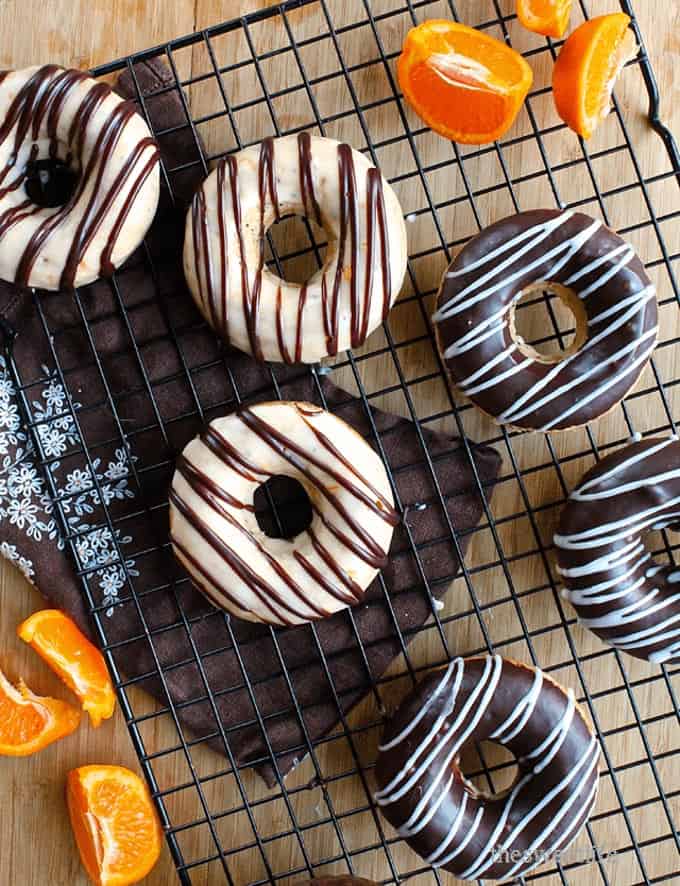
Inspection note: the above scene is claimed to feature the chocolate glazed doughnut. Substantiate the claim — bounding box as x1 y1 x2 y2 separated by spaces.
433 209 657 431
0 66 160 290
556 436 680 664
374 656 600 881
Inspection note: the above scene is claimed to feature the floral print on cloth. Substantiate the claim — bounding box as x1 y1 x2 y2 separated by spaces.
0 354 137 615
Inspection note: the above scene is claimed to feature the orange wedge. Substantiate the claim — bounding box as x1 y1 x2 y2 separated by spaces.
67 765 162 886
517 0 572 38
553 13 637 138
397 19 534 145
0 665 80 756
18 609 116 728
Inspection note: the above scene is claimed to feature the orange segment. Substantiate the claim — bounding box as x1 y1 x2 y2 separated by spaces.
18 609 116 728
552 13 637 138
397 19 533 145
517 0 572 38
0 665 80 756
67 765 162 886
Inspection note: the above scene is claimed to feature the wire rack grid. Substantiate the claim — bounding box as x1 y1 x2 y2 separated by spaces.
4 0 679 884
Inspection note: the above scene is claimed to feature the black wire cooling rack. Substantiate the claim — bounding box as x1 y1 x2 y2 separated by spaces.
5 0 680 883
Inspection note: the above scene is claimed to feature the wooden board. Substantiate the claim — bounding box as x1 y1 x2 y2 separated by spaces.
0 1 677 884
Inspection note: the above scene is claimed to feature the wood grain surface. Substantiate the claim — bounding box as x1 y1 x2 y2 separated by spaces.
0 1 677 885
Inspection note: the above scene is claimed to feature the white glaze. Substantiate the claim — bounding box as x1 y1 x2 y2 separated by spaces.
183 134 408 364
169 401 396 626
0 66 159 290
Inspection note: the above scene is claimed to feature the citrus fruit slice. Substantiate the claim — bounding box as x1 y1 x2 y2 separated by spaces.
397 19 534 145
0 664 80 756
18 609 116 728
517 0 572 38
552 12 637 138
67 765 162 886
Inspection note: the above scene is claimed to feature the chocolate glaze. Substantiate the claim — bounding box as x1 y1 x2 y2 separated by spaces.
375 656 600 881
188 133 398 364
434 209 657 431
0 65 160 289
556 436 680 664
170 403 397 625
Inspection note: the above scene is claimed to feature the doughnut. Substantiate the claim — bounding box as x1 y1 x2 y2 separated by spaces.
169 401 398 626
0 65 160 290
433 209 657 431
556 436 680 665
183 133 408 364
374 655 600 881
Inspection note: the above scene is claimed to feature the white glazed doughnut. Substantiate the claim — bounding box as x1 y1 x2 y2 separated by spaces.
169 401 398 626
183 133 408 364
0 65 160 290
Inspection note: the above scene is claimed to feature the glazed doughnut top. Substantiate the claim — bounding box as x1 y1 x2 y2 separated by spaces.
0 65 160 290
434 209 657 431
556 436 680 665
169 401 398 626
183 133 408 364
375 656 600 881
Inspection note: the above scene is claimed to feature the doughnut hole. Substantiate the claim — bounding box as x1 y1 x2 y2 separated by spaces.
458 739 519 798
253 475 313 540
24 157 79 208
510 281 588 364
264 213 329 285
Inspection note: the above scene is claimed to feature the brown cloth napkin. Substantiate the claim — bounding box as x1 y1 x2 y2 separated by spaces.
0 59 500 786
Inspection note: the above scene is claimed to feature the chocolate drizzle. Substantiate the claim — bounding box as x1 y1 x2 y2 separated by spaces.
556 436 680 664
169 402 397 626
298 130 322 227
239 405 397 564
0 65 160 290
186 133 404 365
375 656 600 881
363 166 391 346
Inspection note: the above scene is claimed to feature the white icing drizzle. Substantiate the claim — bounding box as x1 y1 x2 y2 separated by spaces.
375 657 496 808
518 775 601 878
556 437 680 663
576 245 634 298
435 806 485 868
502 319 657 426
501 741 601 879
573 436 676 499
563 241 630 285
426 791 468 864
379 659 458 752
435 211 582 323
539 336 657 431
522 689 575 774
443 212 572 280
400 772 454 838
458 772 534 879
489 666 543 742
434 209 657 430
375 657 599 880
443 307 506 360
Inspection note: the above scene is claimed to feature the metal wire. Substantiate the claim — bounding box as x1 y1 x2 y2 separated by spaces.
3 1 679 883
